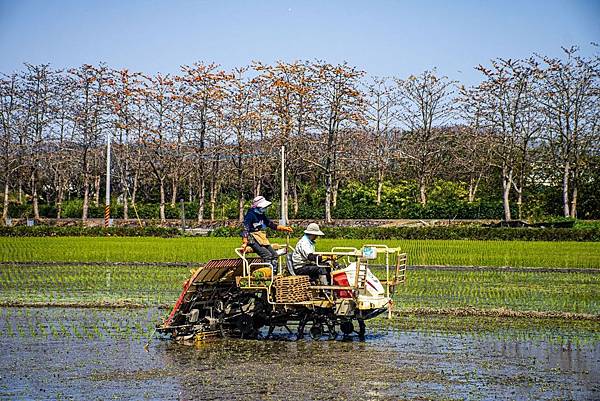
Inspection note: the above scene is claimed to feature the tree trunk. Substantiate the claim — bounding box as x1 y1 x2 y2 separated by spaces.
468 179 475 203
562 161 570 218
238 194 244 222
324 172 332 223
18 180 22 204
123 193 128 220
332 180 339 209
2 181 9 222
131 170 139 206
468 174 481 203
255 179 261 198
197 178 205 223
210 184 217 221
32 173 39 220
502 167 512 221
292 182 299 216
570 182 578 219
56 183 64 220
237 156 244 222
159 178 166 223
419 180 427 206
82 175 89 221
376 170 384 206
171 178 177 207
93 175 100 207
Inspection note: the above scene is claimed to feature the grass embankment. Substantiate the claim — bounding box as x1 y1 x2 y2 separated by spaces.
2 237 600 268
0 237 598 316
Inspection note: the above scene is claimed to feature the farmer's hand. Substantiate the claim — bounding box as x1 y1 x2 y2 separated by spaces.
241 237 248 251
277 225 294 233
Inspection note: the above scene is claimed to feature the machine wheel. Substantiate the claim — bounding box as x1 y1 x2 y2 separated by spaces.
236 314 255 338
358 319 366 341
340 320 354 335
310 324 323 340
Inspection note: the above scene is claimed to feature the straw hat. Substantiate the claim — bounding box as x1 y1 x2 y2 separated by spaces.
304 223 324 236
252 196 272 209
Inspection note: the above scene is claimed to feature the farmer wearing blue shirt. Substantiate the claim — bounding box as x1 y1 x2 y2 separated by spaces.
292 223 329 285
241 195 293 274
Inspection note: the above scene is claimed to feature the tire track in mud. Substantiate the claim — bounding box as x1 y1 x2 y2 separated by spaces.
1 261 598 274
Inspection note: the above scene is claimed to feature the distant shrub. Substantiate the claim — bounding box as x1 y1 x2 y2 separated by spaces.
0 226 180 237
210 225 600 242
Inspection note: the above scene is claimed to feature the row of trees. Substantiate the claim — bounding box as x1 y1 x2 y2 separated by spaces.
1 47 598 223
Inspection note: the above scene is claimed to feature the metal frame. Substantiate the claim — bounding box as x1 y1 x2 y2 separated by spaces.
234 243 407 307
313 245 406 299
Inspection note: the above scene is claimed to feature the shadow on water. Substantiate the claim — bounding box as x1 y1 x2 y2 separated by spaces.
0 307 598 400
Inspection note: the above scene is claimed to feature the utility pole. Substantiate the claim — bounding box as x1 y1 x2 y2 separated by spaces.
104 130 111 227
280 145 288 225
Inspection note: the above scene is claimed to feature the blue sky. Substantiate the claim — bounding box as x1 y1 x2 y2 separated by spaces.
0 0 598 84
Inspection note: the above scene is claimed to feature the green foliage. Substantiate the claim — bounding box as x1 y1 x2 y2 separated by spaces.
291 180 508 219
575 220 600 229
3 177 596 221
2 220 599 242
211 225 600 242
0 226 180 237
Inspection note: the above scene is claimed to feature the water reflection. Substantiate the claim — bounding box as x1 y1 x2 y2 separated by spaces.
0 307 598 400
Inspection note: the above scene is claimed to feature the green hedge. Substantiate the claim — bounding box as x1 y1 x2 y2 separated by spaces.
210 225 600 242
2 224 599 241
0 226 180 238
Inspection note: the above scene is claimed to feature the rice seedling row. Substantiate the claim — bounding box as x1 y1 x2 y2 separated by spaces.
0 306 598 349
2 237 599 269
389 270 600 314
2 263 598 315
0 307 163 341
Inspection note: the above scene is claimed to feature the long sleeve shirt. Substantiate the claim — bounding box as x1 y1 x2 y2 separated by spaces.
241 208 278 239
292 234 317 269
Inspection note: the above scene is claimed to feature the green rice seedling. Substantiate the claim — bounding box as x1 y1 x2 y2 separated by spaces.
393 269 600 314
49 322 59 339
72 324 84 339
6 321 14 337
2 236 600 268
16 324 25 338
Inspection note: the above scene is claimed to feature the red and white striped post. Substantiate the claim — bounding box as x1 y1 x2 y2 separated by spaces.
104 129 111 227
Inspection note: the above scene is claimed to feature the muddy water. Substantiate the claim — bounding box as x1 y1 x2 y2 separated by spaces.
0 308 598 401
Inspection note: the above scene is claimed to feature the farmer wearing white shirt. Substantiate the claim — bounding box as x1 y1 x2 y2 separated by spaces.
292 223 329 285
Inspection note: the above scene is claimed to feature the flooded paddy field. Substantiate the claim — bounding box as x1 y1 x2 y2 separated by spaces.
2 263 599 314
1 307 598 400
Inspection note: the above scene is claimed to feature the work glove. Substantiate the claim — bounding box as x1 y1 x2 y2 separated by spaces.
277 225 294 233
241 237 248 251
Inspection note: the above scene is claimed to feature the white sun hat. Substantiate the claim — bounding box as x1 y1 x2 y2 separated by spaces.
304 223 324 236
252 195 272 209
